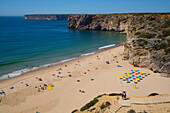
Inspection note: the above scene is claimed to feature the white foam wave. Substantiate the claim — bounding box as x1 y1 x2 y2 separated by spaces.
98 44 115 50
81 52 95 57
60 58 77 63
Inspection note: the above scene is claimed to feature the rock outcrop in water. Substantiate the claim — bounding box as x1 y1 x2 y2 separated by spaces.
68 13 170 76
24 14 69 20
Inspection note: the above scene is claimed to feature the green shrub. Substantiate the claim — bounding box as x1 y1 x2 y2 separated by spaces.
152 24 156 27
132 27 136 31
162 29 170 37
137 39 148 46
108 93 122 96
96 94 106 98
157 35 163 39
139 25 145 29
162 57 166 62
153 43 167 50
161 20 170 28
80 98 99 111
148 93 159 96
138 33 156 39
100 101 111 109
165 48 170 53
134 32 141 35
71 109 78 113
127 109 136 113
152 56 156 59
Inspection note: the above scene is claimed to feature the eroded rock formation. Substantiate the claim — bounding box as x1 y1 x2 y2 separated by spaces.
68 13 170 76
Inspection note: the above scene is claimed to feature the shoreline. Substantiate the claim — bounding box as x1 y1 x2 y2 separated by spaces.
0 43 125 82
0 43 170 113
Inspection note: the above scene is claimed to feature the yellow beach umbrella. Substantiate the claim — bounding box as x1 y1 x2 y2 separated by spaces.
46 85 53 90
133 80 136 82
118 76 121 78
133 68 136 70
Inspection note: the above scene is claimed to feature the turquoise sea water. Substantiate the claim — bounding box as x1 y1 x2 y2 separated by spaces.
0 16 126 78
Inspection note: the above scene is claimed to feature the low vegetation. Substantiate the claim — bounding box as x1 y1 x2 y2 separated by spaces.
139 25 145 30
162 29 170 37
100 101 111 109
134 32 141 35
138 33 156 39
161 20 170 28
79 93 122 111
71 109 78 113
108 93 122 96
80 98 99 111
153 43 167 50
137 39 148 46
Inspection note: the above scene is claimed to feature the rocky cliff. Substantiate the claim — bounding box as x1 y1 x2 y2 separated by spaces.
24 14 69 20
68 13 170 76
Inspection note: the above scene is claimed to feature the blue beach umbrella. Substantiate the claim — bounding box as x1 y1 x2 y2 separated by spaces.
117 65 121 67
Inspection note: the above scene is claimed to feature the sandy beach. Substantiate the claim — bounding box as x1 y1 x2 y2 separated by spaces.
0 45 170 113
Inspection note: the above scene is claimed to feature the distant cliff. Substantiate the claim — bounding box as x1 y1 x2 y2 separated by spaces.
68 13 170 76
24 14 69 20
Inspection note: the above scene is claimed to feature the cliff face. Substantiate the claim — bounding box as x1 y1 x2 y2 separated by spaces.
24 14 69 20
68 13 170 76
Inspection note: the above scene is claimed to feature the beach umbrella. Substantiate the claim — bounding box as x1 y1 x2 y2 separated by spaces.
91 78 94 81
106 61 109 63
68 74 71 77
133 68 136 70
38 78 42 81
76 79 80 82
25 83 28 86
117 65 121 67
46 85 53 90
0 90 4 92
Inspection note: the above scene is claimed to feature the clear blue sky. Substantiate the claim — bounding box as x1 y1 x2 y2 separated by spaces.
0 0 170 16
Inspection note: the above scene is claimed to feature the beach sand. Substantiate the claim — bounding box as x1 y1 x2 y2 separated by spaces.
0 45 170 113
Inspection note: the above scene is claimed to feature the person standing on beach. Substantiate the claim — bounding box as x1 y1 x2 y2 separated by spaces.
124 91 126 100
122 91 124 99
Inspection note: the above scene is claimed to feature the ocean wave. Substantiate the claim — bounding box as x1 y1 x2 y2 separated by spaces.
98 44 115 50
81 52 95 57
60 57 78 63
